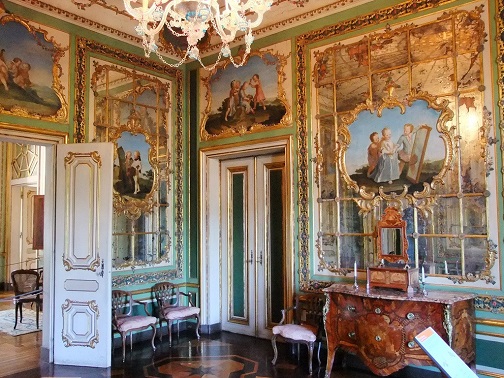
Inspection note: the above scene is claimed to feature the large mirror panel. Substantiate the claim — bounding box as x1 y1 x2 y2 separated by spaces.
309 5 497 286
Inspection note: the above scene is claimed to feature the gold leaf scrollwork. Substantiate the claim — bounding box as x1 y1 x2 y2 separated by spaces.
311 132 324 187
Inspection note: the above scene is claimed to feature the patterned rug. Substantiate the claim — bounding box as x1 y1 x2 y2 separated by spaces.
0 308 42 336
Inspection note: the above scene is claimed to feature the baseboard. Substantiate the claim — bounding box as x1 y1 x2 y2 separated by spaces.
200 322 221 335
40 346 50 363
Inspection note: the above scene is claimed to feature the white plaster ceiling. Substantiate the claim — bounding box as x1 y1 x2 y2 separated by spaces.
7 0 371 59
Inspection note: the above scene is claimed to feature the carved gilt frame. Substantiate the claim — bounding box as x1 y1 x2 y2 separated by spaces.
75 38 184 284
334 91 455 215
0 14 69 122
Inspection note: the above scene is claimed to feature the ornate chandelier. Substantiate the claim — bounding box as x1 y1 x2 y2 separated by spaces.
124 0 272 70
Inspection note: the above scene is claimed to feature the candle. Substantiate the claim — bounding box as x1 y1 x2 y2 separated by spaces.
444 260 448 275
421 266 425 282
366 267 370 283
354 261 357 277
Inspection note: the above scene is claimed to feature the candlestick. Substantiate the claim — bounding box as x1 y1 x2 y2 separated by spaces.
366 267 370 292
353 261 359 290
420 266 428 296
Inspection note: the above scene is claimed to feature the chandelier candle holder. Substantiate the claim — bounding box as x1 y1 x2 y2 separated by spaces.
124 0 273 70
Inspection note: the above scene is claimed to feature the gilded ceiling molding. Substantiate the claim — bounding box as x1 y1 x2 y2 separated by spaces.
256 0 360 34
12 0 141 43
295 0 465 292
71 0 131 18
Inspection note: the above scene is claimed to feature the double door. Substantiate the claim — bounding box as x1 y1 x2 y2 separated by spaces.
220 154 286 338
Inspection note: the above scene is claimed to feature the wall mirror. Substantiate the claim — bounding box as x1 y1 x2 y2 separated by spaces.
376 207 409 265
307 6 498 287
77 39 184 283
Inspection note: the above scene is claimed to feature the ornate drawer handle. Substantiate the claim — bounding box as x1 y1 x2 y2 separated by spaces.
374 308 382 314
346 305 356 312
406 312 415 320
407 341 416 348
348 331 356 339
375 335 382 342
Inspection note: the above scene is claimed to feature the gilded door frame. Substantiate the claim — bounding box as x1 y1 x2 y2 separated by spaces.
199 136 294 331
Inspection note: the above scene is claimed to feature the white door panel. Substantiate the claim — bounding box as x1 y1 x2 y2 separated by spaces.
53 143 113 367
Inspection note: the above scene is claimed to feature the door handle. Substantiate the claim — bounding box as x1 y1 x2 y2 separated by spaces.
97 258 104 277
257 251 263 265
247 250 253 264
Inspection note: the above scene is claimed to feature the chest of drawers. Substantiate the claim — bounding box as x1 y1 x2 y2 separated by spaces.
323 284 475 377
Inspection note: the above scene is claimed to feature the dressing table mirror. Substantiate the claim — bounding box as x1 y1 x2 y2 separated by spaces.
369 207 419 292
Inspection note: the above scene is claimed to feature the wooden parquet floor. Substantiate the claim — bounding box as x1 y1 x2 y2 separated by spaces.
0 291 442 378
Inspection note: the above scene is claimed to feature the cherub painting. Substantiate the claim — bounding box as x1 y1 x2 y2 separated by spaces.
343 97 446 194
0 14 66 119
201 50 291 139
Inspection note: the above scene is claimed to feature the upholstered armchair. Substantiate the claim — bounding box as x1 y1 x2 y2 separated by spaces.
152 282 200 346
11 269 42 330
111 290 157 362
271 293 325 375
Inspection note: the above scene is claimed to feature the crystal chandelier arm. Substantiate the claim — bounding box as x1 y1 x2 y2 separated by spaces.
124 0 171 37
124 0 149 19
143 3 172 37
240 0 270 28
123 0 272 70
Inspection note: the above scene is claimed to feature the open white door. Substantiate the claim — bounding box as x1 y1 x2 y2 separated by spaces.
53 143 113 367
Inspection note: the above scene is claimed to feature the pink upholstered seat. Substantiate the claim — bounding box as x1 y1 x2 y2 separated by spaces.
272 323 317 342
152 282 200 346
271 294 325 375
162 305 200 320
112 290 157 362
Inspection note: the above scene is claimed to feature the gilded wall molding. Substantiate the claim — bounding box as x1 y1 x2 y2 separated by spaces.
75 37 184 285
